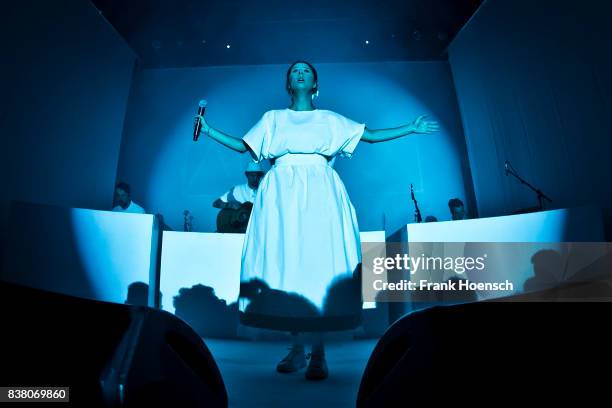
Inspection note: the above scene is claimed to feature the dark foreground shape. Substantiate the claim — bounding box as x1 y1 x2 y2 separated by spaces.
0 281 228 407
357 282 612 406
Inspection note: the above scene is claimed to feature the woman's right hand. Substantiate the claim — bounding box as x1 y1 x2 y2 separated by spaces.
194 115 210 135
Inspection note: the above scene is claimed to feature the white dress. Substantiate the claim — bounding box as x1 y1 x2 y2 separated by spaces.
238 108 365 331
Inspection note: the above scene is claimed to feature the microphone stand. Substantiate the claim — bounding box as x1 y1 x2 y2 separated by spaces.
505 161 552 210
410 184 423 223
183 210 194 232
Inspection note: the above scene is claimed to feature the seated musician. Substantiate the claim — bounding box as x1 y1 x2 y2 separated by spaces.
214 161 265 232
113 182 145 214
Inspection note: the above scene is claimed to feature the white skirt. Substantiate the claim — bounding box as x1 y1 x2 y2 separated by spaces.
239 153 362 330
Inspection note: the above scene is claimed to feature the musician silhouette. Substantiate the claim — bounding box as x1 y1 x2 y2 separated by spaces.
213 161 265 232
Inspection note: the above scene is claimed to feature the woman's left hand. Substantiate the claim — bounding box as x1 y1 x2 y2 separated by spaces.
411 115 440 134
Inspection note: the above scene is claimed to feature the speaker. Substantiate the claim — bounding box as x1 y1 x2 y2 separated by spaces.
0 281 228 407
357 283 612 405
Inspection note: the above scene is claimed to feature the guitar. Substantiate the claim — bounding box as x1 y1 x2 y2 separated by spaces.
216 202 253 233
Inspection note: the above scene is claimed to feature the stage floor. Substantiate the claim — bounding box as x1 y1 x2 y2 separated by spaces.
205 338 378 407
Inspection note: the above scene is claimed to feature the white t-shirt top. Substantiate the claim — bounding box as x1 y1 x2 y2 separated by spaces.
219 183 257 204
242 109 365 163
112 201 146 214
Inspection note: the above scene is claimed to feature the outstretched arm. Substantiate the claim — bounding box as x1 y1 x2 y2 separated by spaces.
361 115 439 143
213 198 241 209
195 115 248 153
213 187 243 209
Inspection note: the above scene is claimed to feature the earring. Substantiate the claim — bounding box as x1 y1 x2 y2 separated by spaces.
311 89 319 100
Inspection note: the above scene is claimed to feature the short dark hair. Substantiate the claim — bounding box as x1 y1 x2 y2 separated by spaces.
286 60 318 95
116 182 131 195
448 198 464 210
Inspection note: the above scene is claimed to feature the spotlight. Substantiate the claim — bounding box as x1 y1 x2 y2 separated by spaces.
365 40 369 45
226 44 231 49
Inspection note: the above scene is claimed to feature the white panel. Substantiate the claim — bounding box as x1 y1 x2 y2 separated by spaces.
70 209 156 303
2 203 156 304
159 231 386 313
160 232 245 313
400 207 606 300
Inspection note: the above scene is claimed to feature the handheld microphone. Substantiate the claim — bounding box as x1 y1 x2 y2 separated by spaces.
193 99 208 141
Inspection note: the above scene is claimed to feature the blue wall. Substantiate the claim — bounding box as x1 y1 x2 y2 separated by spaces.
0 0 136 265
117 61 473 234
448 0 612 217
